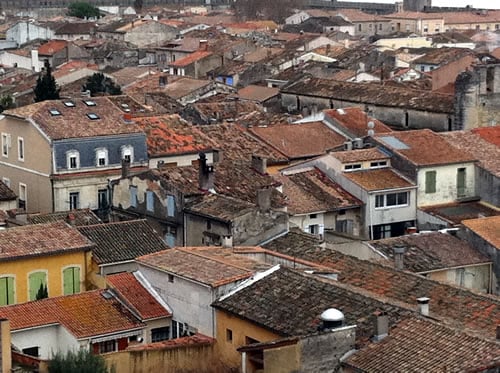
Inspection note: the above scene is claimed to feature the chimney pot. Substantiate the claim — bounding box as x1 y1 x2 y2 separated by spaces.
198 152 215 192
393 245 405 271
372 311 389 342
417 297 430 316
251 155 267 175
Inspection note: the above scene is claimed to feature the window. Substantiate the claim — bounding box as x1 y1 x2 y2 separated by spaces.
496 24 499 30
146 191 154 212
370 161 387 168
309 213 317 219
121 145 134 163
18 183 26 210
2 177 10 188
17 137 24 161
457 167 466 197
344 164 361 171
358 24 361 32
375 192 409 208
63 101 75 107
309 224 319 235
98 340 116 354
164 232 175 247
166 195 175 217
66 150 79 169
96 148 108 167
129 186 137 208
425 171 436 194
28 271 47 301
152 327 170 342
226 329 233 342
206 220 211 230
22 347 39 357
0 276 15 306
63 267 80 295
69 192 79 210
49 108 61 116
98 189 108 210
87 113 100 120
336 219 353 235
172 320 186 339
168 274 174 283
84 100 96 106
2 133 10 157
379 23 382 30
423 25 428 33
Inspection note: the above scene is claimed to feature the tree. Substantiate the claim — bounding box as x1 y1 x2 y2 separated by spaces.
83 73 122 96
34 60 60 102
67 2 101 19
0 94 14 112
48 349 114 373
35 283 48 300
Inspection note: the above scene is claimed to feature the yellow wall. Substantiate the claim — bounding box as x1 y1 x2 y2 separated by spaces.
215 309 282 370
263 344 300 373
0 250 87 304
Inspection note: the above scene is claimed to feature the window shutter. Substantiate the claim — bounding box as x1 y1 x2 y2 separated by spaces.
146 191 154 211
29 272 47 301
425 171 436 193
0 278 9 306
64 267 80 295
167 195 175 217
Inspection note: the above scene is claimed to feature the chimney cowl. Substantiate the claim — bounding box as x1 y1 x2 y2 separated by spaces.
417 297 430 316
320 308 344 330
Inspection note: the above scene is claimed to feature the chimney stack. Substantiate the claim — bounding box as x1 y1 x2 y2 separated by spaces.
251 155 267 175
199 39 208 51
256 187 272 213
372 311 389 342
67 213 76 226
417 297 430 316
198 152 214 192
121 158 130 179
222 234 233 248
393 245 405 271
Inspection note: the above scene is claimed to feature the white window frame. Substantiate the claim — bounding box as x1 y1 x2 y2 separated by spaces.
121 145 134 164
95 148 108 167
66 150 80 170
19 183 27 210
69 191 79 210
17 137 24 162
2 133 10 158
374 191 409 209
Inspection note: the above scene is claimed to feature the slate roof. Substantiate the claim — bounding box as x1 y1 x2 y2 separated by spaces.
323 107 394 138
132 114 215 157
185 194 256 222
77 220 168 265
27 209 102 226
0 290 144 338
107 272 171 320
0 221 93 261
263 230 500 339
343 168 415 191
4 97 144 140
462 216 500 249
369 231 490 273
137 247 270 287
0 180 16 201
277 168 362 215
236 85 279 103
343 317 500 372
375 129 476 167
249 122 346 160
332 148 390 163
282 77 454 113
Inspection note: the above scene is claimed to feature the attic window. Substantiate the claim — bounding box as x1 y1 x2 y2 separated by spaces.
344 164 361 171
63 101 75 107
87 113 100 120
84 100 96 106
49 108 61 116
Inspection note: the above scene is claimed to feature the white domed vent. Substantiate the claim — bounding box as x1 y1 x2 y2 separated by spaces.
320 308 344 330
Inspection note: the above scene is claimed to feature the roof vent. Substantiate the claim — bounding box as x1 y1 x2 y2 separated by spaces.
337 108 346 115
320 308 344 330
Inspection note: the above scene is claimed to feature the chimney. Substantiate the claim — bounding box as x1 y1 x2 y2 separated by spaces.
256 187 272 213
121 158 130 178
406 226 417 234
372 311 389 342
251 155 267 175
417 297 430 316
393 245 405 271
212 149 223 163
123 113 133 123
222 234 233 248
198 152 214 192
67 213 76 226
199 39 208 51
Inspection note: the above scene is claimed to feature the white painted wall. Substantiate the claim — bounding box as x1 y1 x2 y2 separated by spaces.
149 151 213 169
12 325 79 359
0 51 41 72
7 22 55 45
53 174 111 211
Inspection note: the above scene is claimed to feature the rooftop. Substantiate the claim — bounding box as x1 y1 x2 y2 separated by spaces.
127 334 214 351
412 47 474 66
38 40 67 56
343 168 415 191
472 125 500 147
323 107 394 138
236 85 279 103
331 148 390 164
419 201 500 226
77 220 168 265
462 216 500 249
27 209 102 226
185 194 256 222
442 10 500 25
169 50 213 68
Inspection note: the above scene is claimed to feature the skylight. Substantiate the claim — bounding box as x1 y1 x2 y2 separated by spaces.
379 136 410 150
87 113 100 120
84 100 96 107
49 108 61 116
63 101 75 107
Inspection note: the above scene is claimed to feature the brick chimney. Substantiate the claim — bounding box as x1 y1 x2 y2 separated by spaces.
199 39 208 51
372 311 389 342
121 158 130 179
198 152 214 192
417 297 430 316
251 155 267 175
393 245 405 271
257 186 272 213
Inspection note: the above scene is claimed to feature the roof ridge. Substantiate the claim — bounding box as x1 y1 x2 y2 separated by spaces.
176 247 258 273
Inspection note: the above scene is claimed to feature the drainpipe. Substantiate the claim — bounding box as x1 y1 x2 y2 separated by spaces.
241 352 247 373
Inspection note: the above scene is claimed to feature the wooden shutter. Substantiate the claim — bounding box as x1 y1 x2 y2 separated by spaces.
63 267 80 295
29 272 47 301
0 277 14 306
425 171 436 193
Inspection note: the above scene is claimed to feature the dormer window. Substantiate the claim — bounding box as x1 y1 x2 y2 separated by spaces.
87 113 100 120
96 148 108 167
370 161 388 169
121 145 134 163
66 150 80 169
84 100 96 106
49 108 61 116
344 164 361 171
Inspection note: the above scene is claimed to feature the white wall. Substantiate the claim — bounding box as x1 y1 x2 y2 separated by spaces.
7 22 55 45
12 325 79 359
149 151 213 169
0 51 40 72
53 174 111 211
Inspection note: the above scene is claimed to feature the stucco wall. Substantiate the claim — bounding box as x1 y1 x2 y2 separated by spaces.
124 23 177 48
425 263 491 293
476 166 500 207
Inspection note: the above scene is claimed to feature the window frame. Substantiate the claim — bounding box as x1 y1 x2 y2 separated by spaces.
18 183 27 210
69 191 80 210
425 170 437 194
0 275 15 306
28 270 48 301
62 266 81 295
129 185 138 208
95 148 108 167
374 192 409 209
151 327 170 343
17 137 24 162
1 133 9 157
66 150 80 170
121 145 134 164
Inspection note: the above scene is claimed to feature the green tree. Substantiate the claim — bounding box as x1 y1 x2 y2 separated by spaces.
67 2 101 19
83 73 122 96
35 283 48 300
0 94 14 112
48 349 114 373
34 60 60 102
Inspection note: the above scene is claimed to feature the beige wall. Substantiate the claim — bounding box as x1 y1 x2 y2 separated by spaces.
425 263 491 293
0 319 11 373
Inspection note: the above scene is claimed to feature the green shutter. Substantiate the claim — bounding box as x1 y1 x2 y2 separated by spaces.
63 267 80 295
29 272 47 301
0 277 13 306
425 171 436 193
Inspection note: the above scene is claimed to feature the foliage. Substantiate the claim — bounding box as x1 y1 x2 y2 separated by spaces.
35 283 48 300
0 94 14 112
233 0 303 23
34 60 60 102
67 2 101 19
48 349 113 373
83 73 122 96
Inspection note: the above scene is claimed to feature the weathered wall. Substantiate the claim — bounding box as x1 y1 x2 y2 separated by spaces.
124 23 177 48
476 166 500 207
431 54 475 91
1 319 11 373
425 263 491 293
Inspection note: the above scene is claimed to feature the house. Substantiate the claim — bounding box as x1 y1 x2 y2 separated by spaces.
373 129 477 207
77 220 169 288
0 97 148 215
276 167 362 236
442 10 500 32
367 231 492 293
335 8 392 36
136 246 273 338
0 179 17 215
0 221 93 305
382 12 445 35
236 85 280 110
6 21 56 46
53 22 96 41
168 45 222 79
37 40 91 69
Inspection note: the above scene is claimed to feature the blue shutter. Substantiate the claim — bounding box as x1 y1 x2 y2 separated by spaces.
146 191 154 211
130 186 137 208
167 195 175 217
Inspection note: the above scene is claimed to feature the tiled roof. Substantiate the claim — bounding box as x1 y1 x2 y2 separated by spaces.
331 148 390 163
0 221 92 261
323 107 394 138
419 201 500 226
344 317 500 372
77 220 168 265
132 114 216 157
187 101 264 124
185 194 256 222
237 85 279 103
277 168 362 215
169 50 213 67
54 22 96 35
263 230 500 339
38 40 67 56
249 122 346 160
462 216 500 249
137 247 270 287
442 10 500 25
127 334 214 351
343 168 415 191
330 69 357 81
0 180 16 201
412 47 474 65
212 266 412 341
334 8 389 22
106 272 171 320
0 290 144 338
369 231 490 273
472 125 500 147
27 209 102 226
109 66 154 88
375 129 476 166
282 77 454 114
441 130 500 177
383 11 444 20
4 97 144 140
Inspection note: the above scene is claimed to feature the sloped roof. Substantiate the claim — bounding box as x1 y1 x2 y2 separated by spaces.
38 40 67 56
0 289 144 338
462 216 500 249
27 209 101 226
237 85 279 103
77 220 168 265
0 180 16 201
169 50 213 67
332 148 390 163
185 194 256 222
323 107 394 138
343 168 415 191
412 47 474 65
472 125 500 147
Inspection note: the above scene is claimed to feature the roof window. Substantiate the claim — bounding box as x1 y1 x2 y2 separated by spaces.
63 101 75 107
49 108 61 116
84 100 96 107
87 113 100 120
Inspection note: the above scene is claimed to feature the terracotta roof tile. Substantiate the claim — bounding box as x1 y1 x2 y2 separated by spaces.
383 11 445 20
412 47 474 65
127 334 214 351
442 10 500 25
343 168 415 191
185 194 256 222
332 148 390 163
237 85 279 103
125 76 212 99
38 40 67 56
0 289 144 338
462 216 500 249
107 272 171 320
169 50 213 67
323 107 394 138
0 222 93 261
27 209 102 226
472 125 500 147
